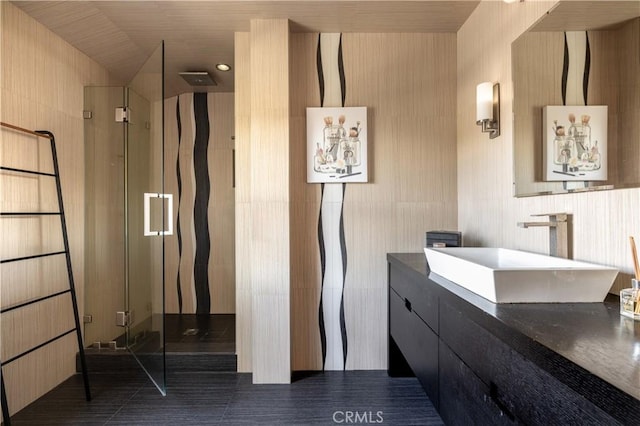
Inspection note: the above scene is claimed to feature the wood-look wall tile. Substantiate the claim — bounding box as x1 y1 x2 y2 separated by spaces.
248 19 292 383
1 1 113 414
396 202 458 252
235 203 253 372
234 31 252 373
291 287 323 371
3 333 78 416
286 32 458 371
162 91 236 315
251 293 291 383
343 288 388 370
290 200 321 290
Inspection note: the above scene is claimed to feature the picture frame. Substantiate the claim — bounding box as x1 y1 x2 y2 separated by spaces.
542 105 608 181
306 106 368 183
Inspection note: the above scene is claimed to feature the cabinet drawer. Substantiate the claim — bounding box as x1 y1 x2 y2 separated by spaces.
389 262 438 331
439 342 518 426
389 288 439 406
440 301 619 425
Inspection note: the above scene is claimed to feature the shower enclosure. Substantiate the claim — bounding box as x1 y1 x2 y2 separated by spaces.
84 43 168 394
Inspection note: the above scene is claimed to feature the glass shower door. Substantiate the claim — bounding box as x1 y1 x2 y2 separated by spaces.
125 42 167 395
84 86 126 349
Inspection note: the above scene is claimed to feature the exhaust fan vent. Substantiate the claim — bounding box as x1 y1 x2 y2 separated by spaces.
179 71 217 86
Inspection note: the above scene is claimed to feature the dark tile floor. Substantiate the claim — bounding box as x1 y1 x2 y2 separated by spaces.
10 315 441 424
8 370 443 425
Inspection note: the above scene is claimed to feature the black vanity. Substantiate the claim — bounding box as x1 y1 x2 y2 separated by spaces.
388 253 640 425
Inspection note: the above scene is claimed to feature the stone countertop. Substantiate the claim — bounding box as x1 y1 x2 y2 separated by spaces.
388 252 640 421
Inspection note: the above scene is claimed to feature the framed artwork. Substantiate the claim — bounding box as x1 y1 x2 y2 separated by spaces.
306 106 368 183
543 105 608 181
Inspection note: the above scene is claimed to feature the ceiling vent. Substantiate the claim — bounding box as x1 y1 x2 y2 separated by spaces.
179 71 217 86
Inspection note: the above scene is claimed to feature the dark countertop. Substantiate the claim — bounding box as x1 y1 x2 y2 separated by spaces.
388 252 640 418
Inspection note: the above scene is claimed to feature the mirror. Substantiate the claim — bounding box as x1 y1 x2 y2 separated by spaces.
512 1 639 197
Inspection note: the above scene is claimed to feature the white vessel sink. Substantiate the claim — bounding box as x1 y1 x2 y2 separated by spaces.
424 247 618 303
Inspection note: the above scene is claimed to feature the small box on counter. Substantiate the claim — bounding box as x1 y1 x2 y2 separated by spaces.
426 231 462 248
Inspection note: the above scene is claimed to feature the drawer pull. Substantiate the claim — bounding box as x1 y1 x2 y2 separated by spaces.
404 298 412 312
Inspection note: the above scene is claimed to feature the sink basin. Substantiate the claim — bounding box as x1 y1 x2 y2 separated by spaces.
424 247 618 303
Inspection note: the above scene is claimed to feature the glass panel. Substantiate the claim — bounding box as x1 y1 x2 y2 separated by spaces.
84 86 126 348
125 42 166 395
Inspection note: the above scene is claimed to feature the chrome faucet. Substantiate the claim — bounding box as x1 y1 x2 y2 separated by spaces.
517 213 572 259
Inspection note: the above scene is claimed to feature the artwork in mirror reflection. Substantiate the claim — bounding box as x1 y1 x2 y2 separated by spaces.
307 107 368 183
512 13 640 197
543 105 607 181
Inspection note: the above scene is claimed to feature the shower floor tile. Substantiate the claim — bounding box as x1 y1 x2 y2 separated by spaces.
164 314 235 353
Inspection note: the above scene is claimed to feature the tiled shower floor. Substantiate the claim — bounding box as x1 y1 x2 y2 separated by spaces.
164 314 235 353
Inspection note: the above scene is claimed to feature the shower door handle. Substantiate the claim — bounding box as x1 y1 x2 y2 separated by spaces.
143 192 174 236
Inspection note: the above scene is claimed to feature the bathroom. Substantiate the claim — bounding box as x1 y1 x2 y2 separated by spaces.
1 0 639 423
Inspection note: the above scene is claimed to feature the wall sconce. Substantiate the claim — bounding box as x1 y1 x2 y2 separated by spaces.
476 82 500 139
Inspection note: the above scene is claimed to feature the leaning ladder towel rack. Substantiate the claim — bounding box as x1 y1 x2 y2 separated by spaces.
0 122 91 426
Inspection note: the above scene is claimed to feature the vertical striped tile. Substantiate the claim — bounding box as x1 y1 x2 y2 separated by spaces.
169 93 235 315
177 93 197 313
192 92 211 314
562 31 591 191
562 31 590 106
317 33 348 371
175 97 183 313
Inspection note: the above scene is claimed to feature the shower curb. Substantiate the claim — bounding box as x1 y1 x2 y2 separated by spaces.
76 351 237 373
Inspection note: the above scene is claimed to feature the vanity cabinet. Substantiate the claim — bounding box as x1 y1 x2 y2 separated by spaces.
438 341 516 425
388 254 633 425
439 301 617 425
388 262 439 407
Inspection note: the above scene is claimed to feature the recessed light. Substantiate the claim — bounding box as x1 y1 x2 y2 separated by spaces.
216 63 231 72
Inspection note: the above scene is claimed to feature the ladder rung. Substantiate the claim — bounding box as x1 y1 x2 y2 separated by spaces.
1 289 71 314
1 328 76 366
1 125 92 405
1 251 66 264
1 212 61 216
0 166 56 177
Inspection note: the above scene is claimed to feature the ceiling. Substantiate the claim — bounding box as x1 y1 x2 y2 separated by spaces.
12 1 481 97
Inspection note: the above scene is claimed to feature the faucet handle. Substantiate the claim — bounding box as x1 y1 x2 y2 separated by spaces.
530 212 570 221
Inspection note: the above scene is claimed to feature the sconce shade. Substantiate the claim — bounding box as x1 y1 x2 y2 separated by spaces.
475 82 500 139
476 82 494 121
